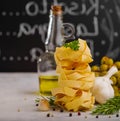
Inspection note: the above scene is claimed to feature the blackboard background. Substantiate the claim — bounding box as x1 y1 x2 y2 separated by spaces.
0 0 120 72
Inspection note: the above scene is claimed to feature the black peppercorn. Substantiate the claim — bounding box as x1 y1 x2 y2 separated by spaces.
36 103 38 106
96 115 99 118
69 113 72 117
46 113 50 117
116 114 119 117
78 112 81 116
60 109 64 112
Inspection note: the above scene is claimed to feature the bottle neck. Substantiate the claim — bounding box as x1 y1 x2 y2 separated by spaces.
45 10 65 53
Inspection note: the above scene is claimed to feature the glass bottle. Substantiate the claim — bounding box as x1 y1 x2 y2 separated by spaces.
37 5 74 96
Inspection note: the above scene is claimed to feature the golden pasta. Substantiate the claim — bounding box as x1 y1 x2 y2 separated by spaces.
51 38 95 111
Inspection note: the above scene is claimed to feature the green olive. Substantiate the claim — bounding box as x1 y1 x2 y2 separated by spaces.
117 76 120 88
106 58 114 66
100 64 109 71
112 86 120 96
115 61 120 70
114 71 120 78
94 72 100 77
100 71 107 76
91 65 100 72
110 76 117 85
101 56 109 64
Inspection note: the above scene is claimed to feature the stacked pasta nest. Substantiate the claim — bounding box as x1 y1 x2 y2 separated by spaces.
52 39 95 112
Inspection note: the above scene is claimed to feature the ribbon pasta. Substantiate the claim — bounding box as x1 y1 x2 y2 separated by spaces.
51 39 95 111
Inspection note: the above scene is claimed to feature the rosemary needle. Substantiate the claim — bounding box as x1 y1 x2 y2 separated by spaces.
92 96 120 115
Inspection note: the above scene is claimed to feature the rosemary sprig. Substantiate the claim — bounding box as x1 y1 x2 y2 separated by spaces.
35 96 55 106
92 96 120 115
64 40 80 51
35 97 40 103
47 96 55 106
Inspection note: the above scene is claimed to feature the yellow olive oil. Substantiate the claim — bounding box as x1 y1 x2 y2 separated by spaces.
39 75 58 96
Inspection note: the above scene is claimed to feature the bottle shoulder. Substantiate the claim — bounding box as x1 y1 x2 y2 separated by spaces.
37 52 56 72
37 52 55 62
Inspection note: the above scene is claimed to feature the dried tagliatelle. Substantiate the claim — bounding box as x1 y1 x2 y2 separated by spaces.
54 39 93 70
51 38 95 111
52 90 95 111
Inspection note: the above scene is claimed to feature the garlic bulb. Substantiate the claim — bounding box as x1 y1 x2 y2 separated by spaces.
92 66 118 104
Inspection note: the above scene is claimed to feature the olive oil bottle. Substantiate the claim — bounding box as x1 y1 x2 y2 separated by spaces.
37 5 74 96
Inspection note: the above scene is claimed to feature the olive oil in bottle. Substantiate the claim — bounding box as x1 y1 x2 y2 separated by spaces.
39 74 58 95
37 5 64 96
37 5 74 96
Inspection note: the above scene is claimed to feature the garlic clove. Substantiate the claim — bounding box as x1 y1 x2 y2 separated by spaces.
38 99 50 111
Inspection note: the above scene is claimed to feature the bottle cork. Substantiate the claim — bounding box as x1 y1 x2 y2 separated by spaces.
51 5 62 15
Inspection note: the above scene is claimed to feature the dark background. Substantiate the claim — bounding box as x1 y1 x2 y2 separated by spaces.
0 0 120 72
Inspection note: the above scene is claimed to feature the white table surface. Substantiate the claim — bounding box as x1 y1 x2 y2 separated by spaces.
0 73 119 121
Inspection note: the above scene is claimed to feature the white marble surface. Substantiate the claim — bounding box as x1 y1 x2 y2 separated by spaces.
0 73 119 121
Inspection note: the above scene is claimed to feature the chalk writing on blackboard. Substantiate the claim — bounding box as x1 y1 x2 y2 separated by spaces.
76 17 98 37
17 23 48 42
0 0 120 72
30 48 44 62
18 0 99 39
16 0 99 63
24 0 99 16
100 1 120 59
25 1 48 16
